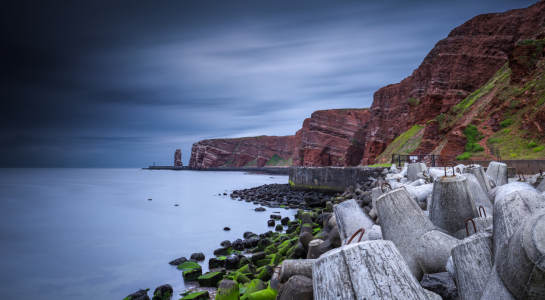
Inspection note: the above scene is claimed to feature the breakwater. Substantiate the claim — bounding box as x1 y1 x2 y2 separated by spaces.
288 167 385 193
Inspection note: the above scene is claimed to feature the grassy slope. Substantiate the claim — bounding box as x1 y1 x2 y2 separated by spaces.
373 124 426 164
432 43 545 160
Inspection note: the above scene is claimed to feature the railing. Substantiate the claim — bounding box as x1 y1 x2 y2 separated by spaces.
391 154 439 167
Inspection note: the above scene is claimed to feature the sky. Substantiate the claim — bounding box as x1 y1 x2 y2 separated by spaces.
1 0 539 167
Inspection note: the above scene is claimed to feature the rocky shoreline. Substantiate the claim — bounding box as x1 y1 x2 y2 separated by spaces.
124 162 545 300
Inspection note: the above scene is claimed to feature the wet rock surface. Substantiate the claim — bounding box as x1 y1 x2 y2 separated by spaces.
420 272 459 300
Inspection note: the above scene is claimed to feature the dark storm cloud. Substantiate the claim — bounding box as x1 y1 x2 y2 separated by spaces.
0 0 539 167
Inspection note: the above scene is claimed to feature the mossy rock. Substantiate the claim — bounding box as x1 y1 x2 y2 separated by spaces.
244 279 267 296
277 241 291 256
269 254 282 266
197 271 223 287
249 247 260 253
238 263 256 275
177 261 201 270
209 256 227 268
312 228 322 235
255 259 272 268
233 272 251 284
311 222 320 229
123 289 150 300
183 268 202 281
264 244 278 255
256 266 273 282
274 224 283 231
245 288 278 300
216 280 239 300
180 291 209 300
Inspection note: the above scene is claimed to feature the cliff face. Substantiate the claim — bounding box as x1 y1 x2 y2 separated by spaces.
293 109 370 167
362 0 545 165
188 135 295 169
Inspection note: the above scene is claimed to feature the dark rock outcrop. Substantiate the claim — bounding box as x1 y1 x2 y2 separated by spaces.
174 149 183 166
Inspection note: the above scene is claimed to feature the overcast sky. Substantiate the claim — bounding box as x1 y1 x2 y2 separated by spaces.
1 0 538 167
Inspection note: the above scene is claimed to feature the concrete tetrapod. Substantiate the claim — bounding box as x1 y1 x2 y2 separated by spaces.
429 174 479 236
493 189 545 258
376 188 458 280
368 187 383 219
407 163 427 183
452 216 493 239
463 164 492 192
333 199 374 241
279 259 315 283
276 275 313 300
537 177 545 192
486 161 508 186
312 240 433 300
496 211 545 299
479 266 516 300
463 173 494 216
492 182 538 204
451 232 494 300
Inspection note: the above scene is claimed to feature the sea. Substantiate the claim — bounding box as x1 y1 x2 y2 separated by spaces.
0 168 294 299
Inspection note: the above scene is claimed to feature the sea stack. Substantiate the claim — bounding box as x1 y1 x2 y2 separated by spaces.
175 149 183 166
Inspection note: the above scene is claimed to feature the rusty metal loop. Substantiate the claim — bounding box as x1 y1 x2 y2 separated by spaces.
479 206 487 218
468 160 475 168
444 164 455 177
398 186 407 190
456 167 461 174
465 218 477 237
381 183 392 193
346 228 366 245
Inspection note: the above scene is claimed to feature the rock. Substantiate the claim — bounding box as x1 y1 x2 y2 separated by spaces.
299 232 314 247
245 279 268 296
328 226 342 248
190 252 205 261
215 280 239 300
168 257 187 265
124 289 151 300
224 256 240 270
223 227 230 231
174 149 183 166
243 232 256 239
268 220 275 226
152 284 173 300
209 257 226 268
420 272 459 300
281 216 290 225
182 268 202 281
197 271 223 287
179 291 209 300
275 224 283 231
220 240 231 247
327 215 337 228
255 207 266 211
277 275 313 300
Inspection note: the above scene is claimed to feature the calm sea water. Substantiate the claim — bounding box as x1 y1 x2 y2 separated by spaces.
0 169 293 300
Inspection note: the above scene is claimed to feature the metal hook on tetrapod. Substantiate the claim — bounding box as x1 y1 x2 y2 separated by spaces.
381 183 392 193
479 206 487 218
444 164 455 177
465 218 476 237
346 228 366 245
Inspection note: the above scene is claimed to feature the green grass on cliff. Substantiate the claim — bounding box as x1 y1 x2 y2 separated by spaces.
266 154 293 166
373 124 426 164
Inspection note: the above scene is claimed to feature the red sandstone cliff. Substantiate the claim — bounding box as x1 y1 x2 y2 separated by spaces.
188 135 295 169
293 109 370 167
362 0 545 165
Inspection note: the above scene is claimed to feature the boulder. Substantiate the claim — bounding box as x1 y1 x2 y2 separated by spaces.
215 280 239 300
328 226 342 248
190 252 205 261
268 220 275 226
420 273 458 300
279 259 315 283
168 257 187 265
277 275 313 300
124 289 151 300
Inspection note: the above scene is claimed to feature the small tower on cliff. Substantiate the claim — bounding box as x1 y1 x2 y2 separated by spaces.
174 149 183 166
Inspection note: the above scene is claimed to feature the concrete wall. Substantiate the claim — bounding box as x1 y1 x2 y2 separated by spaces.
289 167 384 192
195 167 290 175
